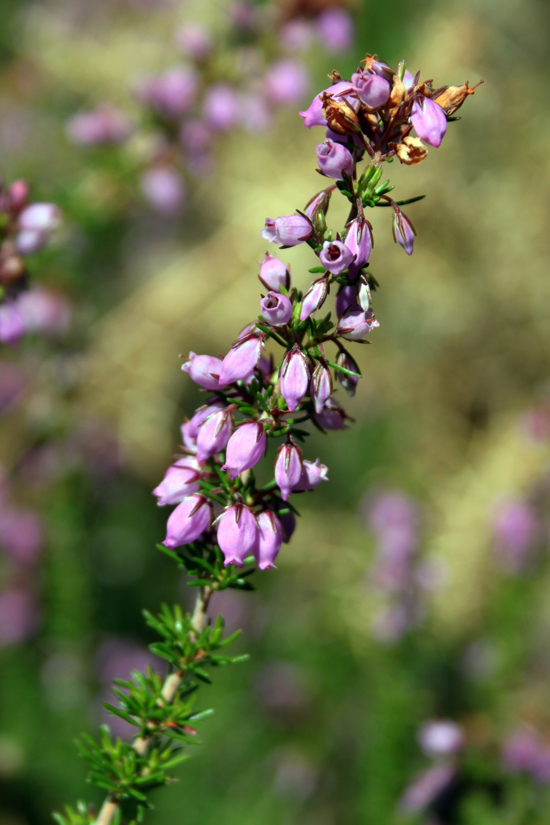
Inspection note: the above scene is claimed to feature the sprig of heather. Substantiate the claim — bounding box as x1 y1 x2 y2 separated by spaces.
54 54 479 825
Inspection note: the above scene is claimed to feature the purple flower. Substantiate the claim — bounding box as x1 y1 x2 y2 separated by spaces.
259 291 293 326
182 352 224 390
222 422 266 478
411 96 447 147
502 728 542 775
258 253 291 292
140 167 185 216
264 59 309 106
217 504 259 567
351 70 391 109
261 215 313 247
180 119 212 154
7 180 29 216
311 362 332 414
392 207 416 255
280 345 310 412
0 507 43 565
255 511 283 570
279 19 313 52
0 587 39 646
175 23 214 61
0 302 25 345
16 288 70 337
417 720 464 759
492 499 540 573
67 106 131 146
16 203 61 255
337 307 379 341
315 139 354 180
403 69 416 92
294 458 329 492
319 240 355 275
184 399 227 445
300 276 328 321
164 495 211 548
203 83 239 131
314 398 348 430
345 214 373 279
153 459 201 506
274 441 303 501
240 92 273 133
316 8 354 53
336 350 361 395
335 284 358 318
136 67 198 119
219 332 264 385
400 764 457 813
299 81 356 129
196 408 233 462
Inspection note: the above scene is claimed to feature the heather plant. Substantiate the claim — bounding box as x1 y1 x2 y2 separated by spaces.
51 53 479 825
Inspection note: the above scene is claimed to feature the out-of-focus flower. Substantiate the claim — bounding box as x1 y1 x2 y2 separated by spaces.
0 587 40 646
502 728 543 775
0 362 25 412
16 203 61 255
399 763 457 813
140 167 186 215
492 498 541 573
279 19 313 52
175 23 214 61
203 83 239 131
316 7 354 53
240 92 272 133
0 302 25 345
0 507 43 565
255 661 307 711
66 106 132 146
16 288 71 336
417 720 465 759
136 67 198 119
264 59 309 106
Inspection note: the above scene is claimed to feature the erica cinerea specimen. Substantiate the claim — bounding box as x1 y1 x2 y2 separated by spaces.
54 53 479 825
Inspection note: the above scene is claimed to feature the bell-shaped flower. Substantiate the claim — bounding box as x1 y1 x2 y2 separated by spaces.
219 332 264 385
274 441 303 501
184 399 227 443
255 511 283 570
392 207 416 255
336 350 361 396
261 215 313 247
299 81 356 129
196 407 233 462
182 352 224 390
411 96 447 148
300 276 328 321
319 240 355 275
304 188 332 225
280 345 310 412
311 362 333 414
337 307 379 341
258 253 291 292
222 422 266 479
259 291 293 326
352 70 390 109
164 494 211 548
294 458 329 491
345 214 372 279
315 139 354 180
217 504 259 567
336 284 359 318
314 397 349 430
153 458 201 506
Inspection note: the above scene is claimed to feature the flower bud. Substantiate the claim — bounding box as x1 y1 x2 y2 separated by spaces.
345 214 372 279
0 302 25 345
315 139 354 180
222 421 266 479
392 208 416 255
258 253 291 292
184 398 227 443
153 459 201 506
294 458 329 491
255 511 283 570
336 284 359 318
336 350 361 396
164 494 211 548
352 70 390 109
411 96 447 148
311 362 332 414
217 504 259 567
259 291 293 326
182 352 224 390
314 397 349 429
337 307 379 341
219 332 264 385
196 408 233 462
280 345 310 412
319 240 355 275
357 277 372 311
303 188 332 233
261 215 313 247
274 441 303 501
300 276 328 321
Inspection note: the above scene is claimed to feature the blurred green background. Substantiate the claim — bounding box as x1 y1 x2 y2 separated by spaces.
2 0 550 823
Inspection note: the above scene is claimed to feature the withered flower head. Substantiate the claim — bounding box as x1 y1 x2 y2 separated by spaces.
394 136 428 166
321 93 360 136
433 80 483 116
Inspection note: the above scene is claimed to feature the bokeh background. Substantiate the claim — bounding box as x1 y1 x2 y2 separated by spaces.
2 0 550 823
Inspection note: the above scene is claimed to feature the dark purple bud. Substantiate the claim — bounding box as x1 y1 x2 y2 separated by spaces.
300 276 328 321
345 214 373 279
222 421 266 479
264 59 310 106
153 458 201 506
182 352 223 390
255 511 283 570
335 283 359 318
314 397 349 430
319 240 355 275
203 83 239 131
293 458 329 492
261 215 313 247
164 494 211 548
258 253 291 291
337 307 379 341
279 511 296 543
351 69 391 109
280 345 310 412
219 332 264 385
411 96 447 147
392 207 416 255
316 7 354 52
0 302 25 345
217 504 259 567
140 167 185 216
259 291 293 326
315 139 354 180
311 362 332 414
274 441 303 501
299 81 356 129
196 408 233 462
336 350 361 396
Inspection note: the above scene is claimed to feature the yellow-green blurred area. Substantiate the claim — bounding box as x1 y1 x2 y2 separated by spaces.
2 0 550 823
